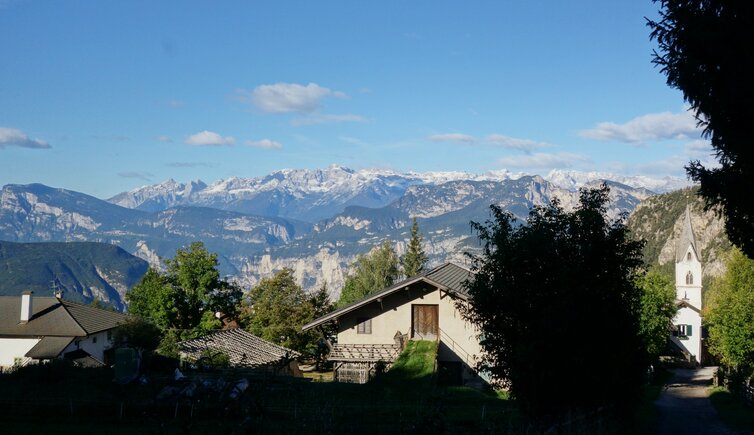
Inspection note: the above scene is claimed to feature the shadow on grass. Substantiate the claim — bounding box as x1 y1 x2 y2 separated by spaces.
709 386 754 432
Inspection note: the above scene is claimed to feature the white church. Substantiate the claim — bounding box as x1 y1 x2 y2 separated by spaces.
670 206 705 365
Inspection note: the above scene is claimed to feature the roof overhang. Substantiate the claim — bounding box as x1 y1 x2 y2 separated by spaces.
302 275 467 331
675 299 701 314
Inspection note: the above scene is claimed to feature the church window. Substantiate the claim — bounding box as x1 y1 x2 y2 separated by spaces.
687 252 692 261
686 271 693 285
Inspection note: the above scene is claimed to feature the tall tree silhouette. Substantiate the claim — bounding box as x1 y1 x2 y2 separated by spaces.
648 1 754 257
401 217 428 277
462 186 646 421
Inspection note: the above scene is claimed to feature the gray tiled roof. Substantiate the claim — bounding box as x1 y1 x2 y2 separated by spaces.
302 262 474 330
25 336 75 359
0 296 128 337
178 328 300 367
60 300 129 334
424 263 473 296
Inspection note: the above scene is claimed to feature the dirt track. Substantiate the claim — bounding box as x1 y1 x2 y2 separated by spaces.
651 367 733 435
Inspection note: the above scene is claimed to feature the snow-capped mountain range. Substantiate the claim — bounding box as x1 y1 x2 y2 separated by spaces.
109 165 688 222
1 166 689 304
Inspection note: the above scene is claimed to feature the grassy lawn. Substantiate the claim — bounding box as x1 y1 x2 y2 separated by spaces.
709 386 754 432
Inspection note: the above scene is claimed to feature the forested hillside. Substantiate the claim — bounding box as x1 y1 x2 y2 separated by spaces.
0 241 148 310
627 187 731 286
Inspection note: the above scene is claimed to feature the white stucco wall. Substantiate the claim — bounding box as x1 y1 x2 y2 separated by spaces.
672 306 703 363
61 330 114 362
0 338 40 368
336 285 481 365
674 244 703 364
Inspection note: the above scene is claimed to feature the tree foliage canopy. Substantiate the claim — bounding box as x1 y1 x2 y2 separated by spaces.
401 217 428 278
637 270 677 361
337 240 399 308
649 1 754 257
126 242 242 337
462 186 647 419
240 268 316 353
706 248 754 375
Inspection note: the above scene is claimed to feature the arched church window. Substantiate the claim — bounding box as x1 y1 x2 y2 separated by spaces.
687 252 692 261
686 271 693 285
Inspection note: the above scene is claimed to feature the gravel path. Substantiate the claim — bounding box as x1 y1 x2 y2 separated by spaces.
651 367 733 435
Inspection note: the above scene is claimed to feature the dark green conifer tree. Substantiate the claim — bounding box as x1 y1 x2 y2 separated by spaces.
401 217 428 278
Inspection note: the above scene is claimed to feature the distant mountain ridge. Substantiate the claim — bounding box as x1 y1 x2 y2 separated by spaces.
0 241 148 310
108 166 688 222
1 166 687 298
0 183 309 276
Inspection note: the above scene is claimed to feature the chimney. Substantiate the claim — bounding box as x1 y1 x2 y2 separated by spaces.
20 291 33 323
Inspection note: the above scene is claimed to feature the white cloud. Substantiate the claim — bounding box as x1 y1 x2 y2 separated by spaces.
499 152 590 169
157 135 173 143
185 130 235 146
606 140 718 177
340 136 370 147
291 113 367 126
579 111 702 144
245 139 283 149
245 82 344 113
485 134 551 153
428 133 477 144
118 171 153 181
685 139 713 155
0 127 51 149
166 161 213 168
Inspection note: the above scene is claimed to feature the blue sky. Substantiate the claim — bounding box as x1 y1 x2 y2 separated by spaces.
0 1 712 198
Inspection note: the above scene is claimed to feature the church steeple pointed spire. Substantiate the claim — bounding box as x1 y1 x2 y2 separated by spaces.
676 205 699 263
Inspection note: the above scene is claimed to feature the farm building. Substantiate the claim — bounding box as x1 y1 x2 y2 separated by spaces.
303 262 483 385
0 291 128 369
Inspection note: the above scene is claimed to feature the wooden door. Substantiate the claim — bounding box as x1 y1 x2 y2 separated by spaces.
412 304 439 340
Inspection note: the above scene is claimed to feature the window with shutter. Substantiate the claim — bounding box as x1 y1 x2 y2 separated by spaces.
357 318 372 334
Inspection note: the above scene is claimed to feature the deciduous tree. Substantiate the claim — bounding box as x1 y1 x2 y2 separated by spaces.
126 242 242 341
240 268 315 354
706 249 754 377
462 186 646 420
337 240 399 307
637 270 677 361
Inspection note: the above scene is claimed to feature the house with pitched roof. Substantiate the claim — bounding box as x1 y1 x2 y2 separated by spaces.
0 292 128 369
178 328 302 376
671 206 706 365
303 262 483 384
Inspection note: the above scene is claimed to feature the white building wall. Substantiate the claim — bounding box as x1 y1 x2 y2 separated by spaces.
674 243 703 364
671 306 703 362
0 338 40 368
336 286 481 364
61 330 114 362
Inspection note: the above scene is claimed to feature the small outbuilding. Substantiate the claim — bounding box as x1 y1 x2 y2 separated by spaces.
177 328 301 376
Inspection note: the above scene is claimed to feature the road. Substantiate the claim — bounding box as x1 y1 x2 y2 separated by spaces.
651 367 733 435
